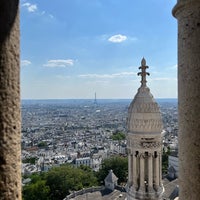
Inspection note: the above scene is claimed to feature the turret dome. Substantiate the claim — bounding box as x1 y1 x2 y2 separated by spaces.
127 58 163 133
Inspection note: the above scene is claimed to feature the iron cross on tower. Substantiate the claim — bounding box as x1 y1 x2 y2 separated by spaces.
137 58 150 86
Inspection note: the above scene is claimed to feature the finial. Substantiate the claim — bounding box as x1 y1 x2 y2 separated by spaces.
137 58 150 86
141 57 146 66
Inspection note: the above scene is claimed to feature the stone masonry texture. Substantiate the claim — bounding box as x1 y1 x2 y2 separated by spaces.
173 1 200 199
0 1 21 200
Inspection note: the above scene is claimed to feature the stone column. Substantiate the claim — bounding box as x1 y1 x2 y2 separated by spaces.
133 153 137 189
159 153 162 186
148 153 153 191
153 154 156 188
128 154 132 184
155 154 159 189
139 153 145 191
0 1 21 200
173 1 200 199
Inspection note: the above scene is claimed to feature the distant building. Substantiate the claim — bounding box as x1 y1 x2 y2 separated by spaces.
94 92 97 105
168 151 179 179
104 169 118 191
73 157 91 168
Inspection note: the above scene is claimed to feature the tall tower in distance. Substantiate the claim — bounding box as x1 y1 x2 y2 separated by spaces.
94 92 97 105
126 58 164 200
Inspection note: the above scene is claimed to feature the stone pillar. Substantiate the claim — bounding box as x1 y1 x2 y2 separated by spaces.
155 154 159 189
133 153 137 189
0 1 21 200
139 154 145 191
148 153 153 191
159 153 162 186
173 1 200 199
128 154 132 184
153 154 156 188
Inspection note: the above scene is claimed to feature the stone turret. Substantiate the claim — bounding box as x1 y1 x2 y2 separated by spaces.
126 59 163 200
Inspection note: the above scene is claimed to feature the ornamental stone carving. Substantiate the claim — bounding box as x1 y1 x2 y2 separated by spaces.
141 142 161 149
129 140 161 149
128 118 163 132
133 102 160 113
129 140 141 149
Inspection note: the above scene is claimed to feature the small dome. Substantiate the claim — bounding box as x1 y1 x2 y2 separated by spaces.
127 59 163 134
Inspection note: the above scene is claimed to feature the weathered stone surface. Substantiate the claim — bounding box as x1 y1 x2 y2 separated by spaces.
0 1 21 199
173 1 200 200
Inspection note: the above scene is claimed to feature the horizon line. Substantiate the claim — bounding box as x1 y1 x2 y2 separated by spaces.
21 98 178 100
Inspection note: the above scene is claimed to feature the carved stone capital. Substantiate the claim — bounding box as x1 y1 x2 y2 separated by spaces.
139 153 145 158
147 152 153 157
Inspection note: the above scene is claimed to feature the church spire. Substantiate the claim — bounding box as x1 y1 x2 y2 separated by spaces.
137 58 150 87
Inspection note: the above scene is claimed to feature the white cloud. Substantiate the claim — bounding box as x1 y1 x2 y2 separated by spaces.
49 14 54 19
79 74 113 78
28 4 37 12
22 2 37 12
56 75 70 79
22 2 54 19
40 10 54 19
108 34 127 43
149 77 177 81
43 59 74 68
170 64 177 69
41 11 46 15
21 60 31 66
113 72 136 77
79 71 136 79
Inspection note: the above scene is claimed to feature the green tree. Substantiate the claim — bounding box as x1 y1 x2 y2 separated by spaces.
22 164 98 200
162 146 171 174
23 180 50 200
97 156 128 185
45 166 70 200
38 141 47 148
22 157 37 164
45 165 98 200
80 165 98 187
111 132 126 141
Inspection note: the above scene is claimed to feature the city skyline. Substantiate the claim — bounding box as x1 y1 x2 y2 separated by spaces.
21 0 177 99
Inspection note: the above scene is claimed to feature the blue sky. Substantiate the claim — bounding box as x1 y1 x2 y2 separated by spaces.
20 0 177 99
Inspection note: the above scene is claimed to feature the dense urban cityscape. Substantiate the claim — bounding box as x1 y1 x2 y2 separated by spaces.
21 99 178 176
